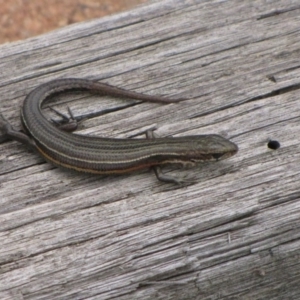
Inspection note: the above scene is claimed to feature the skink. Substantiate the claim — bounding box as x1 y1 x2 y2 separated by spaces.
0 78 238 184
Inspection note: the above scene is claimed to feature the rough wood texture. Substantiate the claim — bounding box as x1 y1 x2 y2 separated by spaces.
1 0 300 299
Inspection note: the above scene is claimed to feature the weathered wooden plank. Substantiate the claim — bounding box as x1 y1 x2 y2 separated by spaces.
1 0 300 299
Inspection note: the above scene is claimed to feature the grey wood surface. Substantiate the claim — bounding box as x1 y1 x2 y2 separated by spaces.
1 0 300 299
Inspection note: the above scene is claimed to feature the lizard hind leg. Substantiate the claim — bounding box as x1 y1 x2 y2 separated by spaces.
0 114 36 148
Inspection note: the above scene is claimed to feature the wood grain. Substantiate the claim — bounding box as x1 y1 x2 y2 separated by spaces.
1 0 300 299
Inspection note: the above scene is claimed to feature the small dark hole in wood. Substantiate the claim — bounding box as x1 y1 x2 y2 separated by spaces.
268 140 280 150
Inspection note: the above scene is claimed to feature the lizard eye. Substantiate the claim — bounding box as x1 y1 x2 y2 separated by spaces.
212 153 224 160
